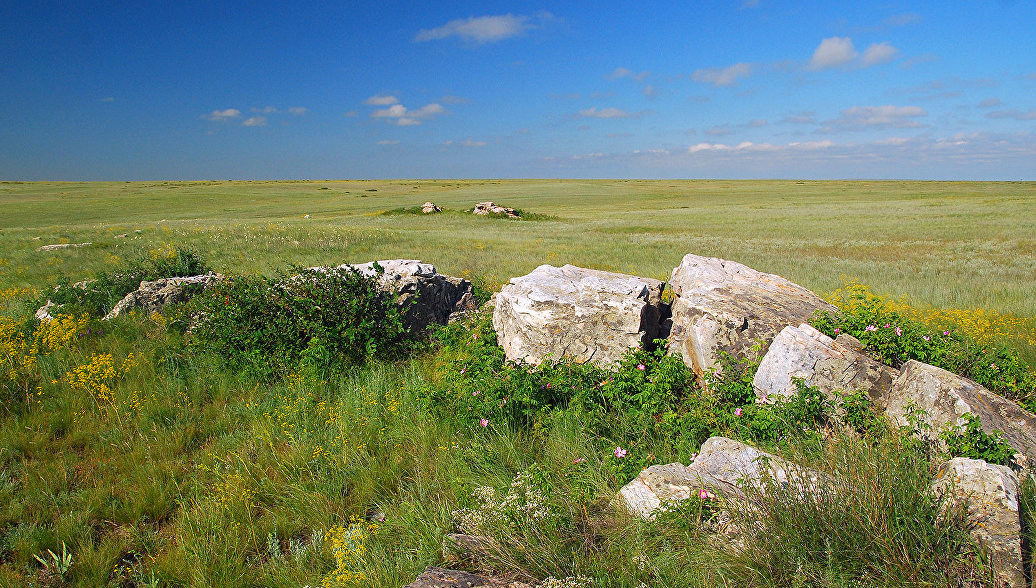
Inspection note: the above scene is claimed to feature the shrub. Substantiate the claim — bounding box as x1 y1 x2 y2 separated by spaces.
49 245 210 316
939 413 1014 466
811 281 1036 408
188 265 410 374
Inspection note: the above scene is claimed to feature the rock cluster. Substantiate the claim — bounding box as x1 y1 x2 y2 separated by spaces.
422 201 442 214
38 242 92 251
345 259 474 333
472 201 520 218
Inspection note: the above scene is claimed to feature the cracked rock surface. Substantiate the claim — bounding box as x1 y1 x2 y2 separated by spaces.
666 254 835 377
492 264 666 367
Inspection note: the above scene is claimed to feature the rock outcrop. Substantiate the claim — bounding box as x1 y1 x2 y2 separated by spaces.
618 436 823 519
753 323 899 403
38 242 92 252
472 201 519 218
404 567 527 588
104 273 224 320
347 260 474 333
666 254 835 377
492 264 666 367
931 458 1025 587
422 201 442 214
879 360 1036 461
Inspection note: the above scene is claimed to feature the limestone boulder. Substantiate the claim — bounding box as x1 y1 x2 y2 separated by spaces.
753 323 899 403
38 242 91 252
104 273 224 320
879 360 1036 461
618 436 824 519
472 201 519 218
422 201 442 214
931 458 1024 587
492 264 666 367
666 254 836 377
346 260 474 333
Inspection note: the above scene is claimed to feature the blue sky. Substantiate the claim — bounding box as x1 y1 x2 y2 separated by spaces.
1 1 1034 180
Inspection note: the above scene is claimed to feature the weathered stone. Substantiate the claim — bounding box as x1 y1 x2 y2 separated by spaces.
753 323 898 403
35 301 56 321
404 567 527 588
492 264 666 367
346 260 474 333
104 273 224 320
472 201 519 218
931 458 1025 587
879 360 1036 461
666 254 835 377
422 201 442 214
38 242 91 251
618 436 823 519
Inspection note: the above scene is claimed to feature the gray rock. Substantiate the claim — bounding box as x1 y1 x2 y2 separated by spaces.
931 458 1024 587
404 567 527 588
492 264 666 367
753 323 899 403
35 301 56 321
879 360 1036 461
104 273 224 320
618 436 824 519
666 254 835 377
38 242 91 251
422 201 442 214
345 259 474 333
472 201 519 218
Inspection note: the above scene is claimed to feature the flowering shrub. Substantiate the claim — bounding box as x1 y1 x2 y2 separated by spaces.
938 413 1014 466
1 312 88 399
811 280 1035 407
321 519 379 587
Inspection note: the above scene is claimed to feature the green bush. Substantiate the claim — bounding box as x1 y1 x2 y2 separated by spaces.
49 246 210 316
187 265 410 374
939 413 1014 466
810 286 1036 408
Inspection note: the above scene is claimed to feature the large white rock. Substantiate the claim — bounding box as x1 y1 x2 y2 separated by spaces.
666 254 835 377
492 264 665 367
344 260 474 333
931 458 1024 587
753 323 899 402
618 437 823 519
879 360 1036 462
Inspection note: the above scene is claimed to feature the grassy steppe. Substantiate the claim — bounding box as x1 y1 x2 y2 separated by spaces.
0 180 1034 587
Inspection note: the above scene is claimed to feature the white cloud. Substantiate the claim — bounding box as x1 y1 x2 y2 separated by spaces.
823 105 927 130
861 42 899 67
242 116 267 127
202 108 241 122
370 101 446 126
415 13 552 44
706 124 733 136
687 140 833 154
642 85 658 99
288 107 308 115
365 95 399 106
577 107 643 119
692 63 753 87
251 106 277 114
986 109 1036 121
809 37 858 70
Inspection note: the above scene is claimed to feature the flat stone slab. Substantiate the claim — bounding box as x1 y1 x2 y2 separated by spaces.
753 323 899 402
879 360 1036 462
931 458 1024 587
38 242 91 251
493 264 665 367
666 254 835 377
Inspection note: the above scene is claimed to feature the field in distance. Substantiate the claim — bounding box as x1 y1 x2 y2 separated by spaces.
1 179 1033 352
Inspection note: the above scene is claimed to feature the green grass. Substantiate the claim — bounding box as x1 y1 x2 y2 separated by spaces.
0 180 1034 586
